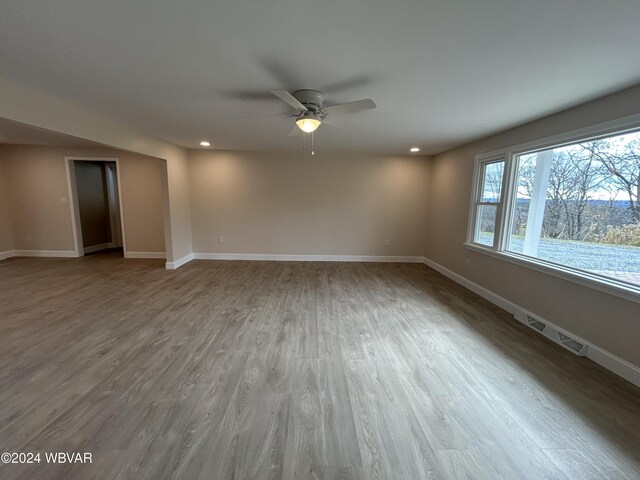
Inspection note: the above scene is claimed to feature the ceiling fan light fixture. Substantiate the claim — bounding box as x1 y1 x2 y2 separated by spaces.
296 114 321 133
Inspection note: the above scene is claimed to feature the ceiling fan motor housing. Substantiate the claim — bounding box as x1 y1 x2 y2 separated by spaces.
293 89 325 114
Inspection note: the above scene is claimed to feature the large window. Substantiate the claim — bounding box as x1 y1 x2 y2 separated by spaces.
468 122 640 299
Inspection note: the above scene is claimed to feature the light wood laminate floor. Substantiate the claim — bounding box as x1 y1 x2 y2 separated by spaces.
1 252 639 479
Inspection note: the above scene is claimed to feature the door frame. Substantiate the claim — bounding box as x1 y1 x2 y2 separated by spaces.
65 156 127 257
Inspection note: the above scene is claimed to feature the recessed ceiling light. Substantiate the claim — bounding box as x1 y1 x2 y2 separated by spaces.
410 147 420 152
200 141 210 147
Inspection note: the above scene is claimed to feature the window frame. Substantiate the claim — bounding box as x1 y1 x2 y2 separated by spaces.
467 154 508 249
465 113 640 304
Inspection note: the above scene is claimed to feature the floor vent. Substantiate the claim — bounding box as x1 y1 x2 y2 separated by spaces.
526 316 546 332
514 310 588 356
557 333 586 354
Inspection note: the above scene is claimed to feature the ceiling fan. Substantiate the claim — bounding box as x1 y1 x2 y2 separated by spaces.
271 89 376 135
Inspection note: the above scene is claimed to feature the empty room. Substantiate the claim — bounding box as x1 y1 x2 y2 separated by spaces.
1 1 639 479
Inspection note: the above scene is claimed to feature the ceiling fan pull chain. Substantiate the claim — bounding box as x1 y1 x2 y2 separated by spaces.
312 131 315 156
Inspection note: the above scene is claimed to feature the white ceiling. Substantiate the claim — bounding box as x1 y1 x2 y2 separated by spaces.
1 0 639 154
0 117 97 146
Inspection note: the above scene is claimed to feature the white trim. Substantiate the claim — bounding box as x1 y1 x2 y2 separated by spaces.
64 158 81 256
421 257 640 388
422 257 517 313
126 251 166 259
3 249 165 260
587 344 640 388
464 242 640 305
105 163 123 248
498 151 519 252
83 243 110 254
509 113 640 157
113 159 127 257
10 250 79 258
165 253 194 270
192 253 425 263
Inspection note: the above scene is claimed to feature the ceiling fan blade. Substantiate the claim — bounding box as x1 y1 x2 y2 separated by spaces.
324 99 376 115
236 112 293 119
259 57 302 88
320 74 373 94
272 90 308 112
289 125 302 136
220 89 275 101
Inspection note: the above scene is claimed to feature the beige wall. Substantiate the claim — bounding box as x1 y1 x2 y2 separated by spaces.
0 157 15 252
0 76 191 263
117 153 166 253
2 146 75 251
189 150 430 256
427 84 640 367
0 145 165 254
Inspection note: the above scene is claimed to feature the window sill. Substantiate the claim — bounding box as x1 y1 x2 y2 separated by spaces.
463 242 640 305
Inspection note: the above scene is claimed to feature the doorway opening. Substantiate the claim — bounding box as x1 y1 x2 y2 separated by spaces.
65 157 126 257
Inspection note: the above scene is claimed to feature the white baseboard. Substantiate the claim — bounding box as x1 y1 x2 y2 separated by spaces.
166 253 194 270
126 251 166 259
9 250 79 258
422 257 517 314
0 250 14 260
586 345 640 388
83 243 110 254
421 257 640 388
193 253 424 263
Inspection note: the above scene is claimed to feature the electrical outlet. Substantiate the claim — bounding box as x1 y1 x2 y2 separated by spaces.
26 235 32 242
384 239 391 246
218 235 224 244
465 258 471 268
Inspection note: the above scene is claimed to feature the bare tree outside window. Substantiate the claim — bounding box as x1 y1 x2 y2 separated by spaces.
505 130 640 286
